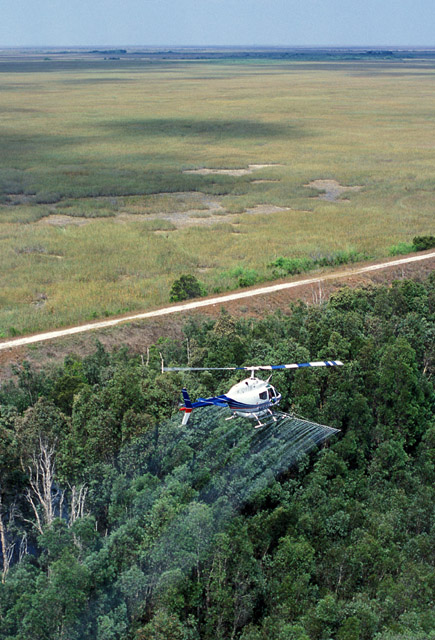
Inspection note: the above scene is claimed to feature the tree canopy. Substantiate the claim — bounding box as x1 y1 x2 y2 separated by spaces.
0 274 434 639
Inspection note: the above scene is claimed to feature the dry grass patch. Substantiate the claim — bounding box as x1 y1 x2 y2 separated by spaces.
38 214 90 226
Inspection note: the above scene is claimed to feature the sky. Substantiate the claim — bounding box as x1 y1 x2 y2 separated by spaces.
1 0 434 48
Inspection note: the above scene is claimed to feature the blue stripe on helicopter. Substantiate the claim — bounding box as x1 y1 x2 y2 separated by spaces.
221 395 278 409
190 395 275 411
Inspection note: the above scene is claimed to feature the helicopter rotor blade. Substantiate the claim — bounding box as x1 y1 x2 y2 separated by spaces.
163 360 343 372
163 366 247 372
253 360 343 370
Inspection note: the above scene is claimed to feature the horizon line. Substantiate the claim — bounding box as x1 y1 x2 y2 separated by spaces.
2 44 435 50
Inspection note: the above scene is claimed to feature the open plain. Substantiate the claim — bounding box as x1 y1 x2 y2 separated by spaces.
1 50 434 336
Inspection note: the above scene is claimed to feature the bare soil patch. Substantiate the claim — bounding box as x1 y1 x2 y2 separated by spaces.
251 179 280 184
157 202 290 227
115 192 225 228
183 164 282 176
305 179 363 201
115 192 290 228
25 189 290 229
244 204 291 215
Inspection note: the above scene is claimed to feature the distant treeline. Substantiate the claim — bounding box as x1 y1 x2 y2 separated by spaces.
30 46 435 62
88 49 127 55
104 48 435 61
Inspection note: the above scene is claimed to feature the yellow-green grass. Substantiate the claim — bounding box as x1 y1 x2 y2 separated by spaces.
1 58 434 335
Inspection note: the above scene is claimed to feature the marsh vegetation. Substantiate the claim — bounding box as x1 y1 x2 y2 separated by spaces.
0 53 434 334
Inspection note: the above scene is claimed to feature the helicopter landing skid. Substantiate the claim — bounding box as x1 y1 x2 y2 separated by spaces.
254 418 266 428
225 409 290 428
254 410 276 428
254 410 294 428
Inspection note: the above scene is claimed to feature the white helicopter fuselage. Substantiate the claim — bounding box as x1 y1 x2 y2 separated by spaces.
225 376 282 419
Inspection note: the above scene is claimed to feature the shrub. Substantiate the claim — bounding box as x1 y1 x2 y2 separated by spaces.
413 235 435 251
226 266 259 287
389 242 415 256
269 250 368 278
269 256 314 277
311 249 365 266
169 275 206 302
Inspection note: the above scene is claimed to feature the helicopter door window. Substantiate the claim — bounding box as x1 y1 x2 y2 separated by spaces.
268 388 274 399
259 391 268 400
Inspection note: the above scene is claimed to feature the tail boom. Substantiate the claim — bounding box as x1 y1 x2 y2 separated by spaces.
180 388 193 425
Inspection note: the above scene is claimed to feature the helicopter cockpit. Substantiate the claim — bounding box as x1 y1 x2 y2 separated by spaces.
259 385 279 401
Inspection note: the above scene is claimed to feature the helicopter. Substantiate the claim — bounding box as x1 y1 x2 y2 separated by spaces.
163 360 343 427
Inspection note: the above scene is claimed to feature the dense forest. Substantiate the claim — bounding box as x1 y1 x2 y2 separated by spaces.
0 275 434 640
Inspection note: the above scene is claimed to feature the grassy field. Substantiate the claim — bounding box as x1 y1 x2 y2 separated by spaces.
1 53 434 335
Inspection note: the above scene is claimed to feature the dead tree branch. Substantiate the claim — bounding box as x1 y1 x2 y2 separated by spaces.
25 437 62 534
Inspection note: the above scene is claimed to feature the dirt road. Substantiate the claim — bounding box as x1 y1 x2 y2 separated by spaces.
1 251 434 354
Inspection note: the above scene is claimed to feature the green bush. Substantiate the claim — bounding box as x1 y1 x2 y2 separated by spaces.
413 235 435 251
169 274 206 302
389 242 415 256
226 266 259 287
269 256 315 277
